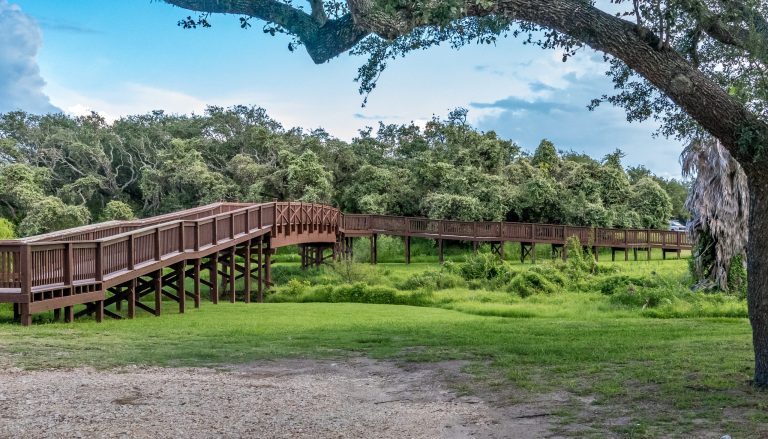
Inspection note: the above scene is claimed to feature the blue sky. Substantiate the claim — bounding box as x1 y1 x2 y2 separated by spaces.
2 0 685 177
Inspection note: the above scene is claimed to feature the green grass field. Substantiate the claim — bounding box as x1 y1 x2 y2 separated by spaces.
0 252 763 437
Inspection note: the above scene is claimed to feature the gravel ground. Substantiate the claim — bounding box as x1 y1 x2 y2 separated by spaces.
0 358 554 438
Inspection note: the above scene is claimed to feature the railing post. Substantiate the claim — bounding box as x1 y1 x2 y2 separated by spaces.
245 208 251 232
95 241 104 282
258 206 263 229
154 227 161 261
179 222 185 253
230 212 236 239
64 242 73 286
20 244 32 298
194 223 200 251
128 235 135 270
212 217 219 244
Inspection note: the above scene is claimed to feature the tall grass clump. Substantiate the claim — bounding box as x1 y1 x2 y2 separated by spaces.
397 269 464 291
506 271 558 297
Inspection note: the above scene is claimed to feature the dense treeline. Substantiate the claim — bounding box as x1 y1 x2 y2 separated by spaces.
0 106 688 238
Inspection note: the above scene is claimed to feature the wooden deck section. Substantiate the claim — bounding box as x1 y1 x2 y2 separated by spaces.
0 201 690 325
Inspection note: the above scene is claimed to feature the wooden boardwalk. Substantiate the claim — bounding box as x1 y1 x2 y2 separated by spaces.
0 201 690 325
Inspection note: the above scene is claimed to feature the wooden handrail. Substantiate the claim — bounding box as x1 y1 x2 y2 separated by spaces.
0 201 690 301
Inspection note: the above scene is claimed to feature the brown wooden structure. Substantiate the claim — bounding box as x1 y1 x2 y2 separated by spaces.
0 201 691 325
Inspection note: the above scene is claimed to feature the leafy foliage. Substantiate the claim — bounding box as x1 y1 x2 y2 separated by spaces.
100 201 135 221
0 218 15 239
0 107 685 237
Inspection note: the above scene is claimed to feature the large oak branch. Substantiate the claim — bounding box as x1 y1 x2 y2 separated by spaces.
163 0 368 62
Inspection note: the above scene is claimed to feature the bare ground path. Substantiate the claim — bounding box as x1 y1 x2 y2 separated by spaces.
0 358 569 438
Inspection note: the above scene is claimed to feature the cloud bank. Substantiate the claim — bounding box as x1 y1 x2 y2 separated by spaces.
0 0 60 114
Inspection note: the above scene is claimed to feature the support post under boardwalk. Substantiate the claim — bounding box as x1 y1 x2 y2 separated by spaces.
244 241 252 303
193 259 201 309
64 305 74 323
370 234 377 265
210 253 219 304
438 239 444 264
404 236 411 265
177 261 186 314
154 270 162 316
257 236 264 303
265 234 272 288
19 303 31 326
127 279 136 319
94 300 104 323
229 247 236 303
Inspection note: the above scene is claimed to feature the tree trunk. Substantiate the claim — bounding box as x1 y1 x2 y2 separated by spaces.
747 170 768 387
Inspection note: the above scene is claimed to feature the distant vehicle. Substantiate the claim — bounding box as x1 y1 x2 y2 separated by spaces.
669 220 687 232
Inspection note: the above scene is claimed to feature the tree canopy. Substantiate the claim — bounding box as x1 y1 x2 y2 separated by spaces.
0 106 685 237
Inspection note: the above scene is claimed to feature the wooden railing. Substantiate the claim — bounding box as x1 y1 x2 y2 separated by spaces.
0 202 344 300
1 202 687 303
342 214 691 248
21 202 248 243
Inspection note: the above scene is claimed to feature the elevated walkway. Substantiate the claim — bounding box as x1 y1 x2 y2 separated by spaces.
0 201 690 325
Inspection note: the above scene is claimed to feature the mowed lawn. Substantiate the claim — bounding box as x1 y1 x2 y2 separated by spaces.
0 258 764 437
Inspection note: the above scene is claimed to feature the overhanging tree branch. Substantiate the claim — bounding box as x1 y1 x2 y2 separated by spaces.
163 0 368 62
679 0 768 65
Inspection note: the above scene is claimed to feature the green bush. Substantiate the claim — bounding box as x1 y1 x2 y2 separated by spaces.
727 255 747 298
529 264 568 288
100 200 135 221
459 253 511 281
609 286 676 308
266 279 311 302
398 270 463 291
284 283 400 305
0 218 15 240
506 271 558 298
330 260 384 284
596 274 658 295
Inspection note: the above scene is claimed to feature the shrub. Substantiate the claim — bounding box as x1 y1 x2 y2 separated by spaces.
506 271 558 298
363 285 398 304
100 200 135 221
564 236 597 276
266 279 311 302
529 264 568 288
459 253 510 280
283 279 310 296
596 274 657 296
0 218 15 240
609 286 676 308
727 255 747 298
299 284 335 302
398 270 463 291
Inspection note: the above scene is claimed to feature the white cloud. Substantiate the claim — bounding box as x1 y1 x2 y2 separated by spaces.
48 82 209 121
0 0 60 113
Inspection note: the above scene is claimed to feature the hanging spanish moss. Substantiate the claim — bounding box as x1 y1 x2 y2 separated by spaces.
681 137 749 293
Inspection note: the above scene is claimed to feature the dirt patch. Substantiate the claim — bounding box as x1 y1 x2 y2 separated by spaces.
0 358 568 438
